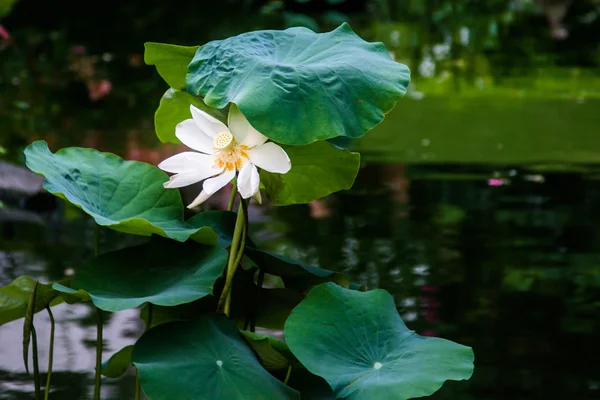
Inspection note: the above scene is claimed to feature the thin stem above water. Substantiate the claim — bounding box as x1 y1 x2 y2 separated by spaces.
44 307 55 400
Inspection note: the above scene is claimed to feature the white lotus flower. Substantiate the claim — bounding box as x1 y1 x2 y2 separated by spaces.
158 104 291 208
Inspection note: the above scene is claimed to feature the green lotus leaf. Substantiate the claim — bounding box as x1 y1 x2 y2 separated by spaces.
144 42 198 90
285 283 475 399
102 345 134 378
187 23 410 145
154 89 227 144
0 276 65 326
132 315 300 399
187 210 238 247
260 142 360 206
24 141 218 244
240 331 296 371
50 283 91 304
52 240 227 312
246 249 350 292
139 296 217 330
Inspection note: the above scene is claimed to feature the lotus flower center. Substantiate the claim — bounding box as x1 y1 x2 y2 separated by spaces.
213 131 234 150
213 135 249 171
373 362 382 370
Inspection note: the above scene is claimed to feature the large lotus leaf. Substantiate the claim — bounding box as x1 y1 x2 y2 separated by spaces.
285 283 475 399
0 276 64 326
132 315 299 400
144 42 198 90
260 142 360 206
24 141 217 244
246 249 350 292
187 23 410 145
154 89 227 144
52 240 228 312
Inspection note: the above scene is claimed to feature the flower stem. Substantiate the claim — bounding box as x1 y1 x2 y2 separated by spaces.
31 326 42 400
227 177 237 212
219 199 247 315
94 308 103 400
283 364 292 385
134 369 141 400
93 223 102 400
43 307 55 400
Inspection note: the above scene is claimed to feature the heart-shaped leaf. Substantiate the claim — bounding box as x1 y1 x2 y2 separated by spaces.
132 315 299 399
285 283 475 399
187 23 410 145
144 42 198 90
102 345 134 378
53 240 228 312
24 141 218 244
154 89 227 144
0 276 65 326
260 142 360 206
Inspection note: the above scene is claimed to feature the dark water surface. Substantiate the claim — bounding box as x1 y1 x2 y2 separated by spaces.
3 137 600 398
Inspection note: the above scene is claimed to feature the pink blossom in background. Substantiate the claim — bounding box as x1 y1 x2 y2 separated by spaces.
0 25 10 40
87 79 112 101
487 178 504 186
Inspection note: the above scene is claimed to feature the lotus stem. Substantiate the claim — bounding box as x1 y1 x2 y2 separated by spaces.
31 326 42 399
134 369 141 400
227 177 237 211
94 308 103 400
219 199 247 315
44 307 55 400
283 364 292 385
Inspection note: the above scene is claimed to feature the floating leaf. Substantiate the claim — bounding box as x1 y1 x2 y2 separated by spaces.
240 331 296 371
154 89 227 144
0 276 64 326
24 141 218 244
187 23 410 145
53 240 227 312
285 283 475 399
132 315 299 399
102 345 134 378
144 42 198 90
260 142 360 206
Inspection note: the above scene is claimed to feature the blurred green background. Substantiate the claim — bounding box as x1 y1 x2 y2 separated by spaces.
1 0 600 399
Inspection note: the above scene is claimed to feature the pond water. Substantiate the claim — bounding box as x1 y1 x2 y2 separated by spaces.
3 116 600 398
2 1 600 398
